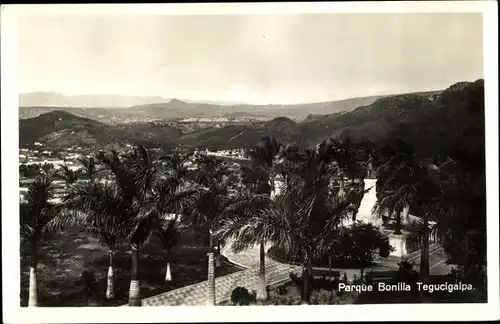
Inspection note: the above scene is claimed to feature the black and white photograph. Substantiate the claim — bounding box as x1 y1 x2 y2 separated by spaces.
1 2 499 323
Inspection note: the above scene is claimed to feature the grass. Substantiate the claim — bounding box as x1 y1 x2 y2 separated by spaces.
20 229 242 307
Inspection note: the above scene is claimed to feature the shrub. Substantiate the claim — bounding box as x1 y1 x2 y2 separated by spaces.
255 295 302 305
81 269 98 305
275 284 288 296
394 260 419 290
310 289 340 305
230 286 255 306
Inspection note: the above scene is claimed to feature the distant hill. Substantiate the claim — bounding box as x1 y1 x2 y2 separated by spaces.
165 80 484 159
170 116 298 149
20 89 444 121
19 106 117 120
19 110 182 149
19 92 172 108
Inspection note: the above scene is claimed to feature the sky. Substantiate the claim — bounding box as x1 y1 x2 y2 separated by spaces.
18 12 484 104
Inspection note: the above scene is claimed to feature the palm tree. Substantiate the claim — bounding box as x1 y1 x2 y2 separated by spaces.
20 175 57 307
48 146 199 306
430 159 487 282
157 217 182 283
46 180 128 302
374 151 440 281
180 155 238 305
241 136 281 300
78 156 97 182
124 146 200 306
56 163 81 185
329 137 358 196
215 141 364 303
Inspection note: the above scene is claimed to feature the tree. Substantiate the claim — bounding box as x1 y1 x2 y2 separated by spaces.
240 136 281 300
431 159 486 284
374 150 441 281
20 164 43 178
157 217 182 283
328 137 359 195
46 180 128 301
20 175 57 306
49 146 199 306
124 146 200 306
56 163 81 185
216 140 364 304
335 221 393 279
41 162 54 175
180 154 240 305
78 156 97 182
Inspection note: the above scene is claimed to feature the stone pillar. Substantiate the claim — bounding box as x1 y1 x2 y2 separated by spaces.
207 252 216 306
165 262 172 282
389 233 408 257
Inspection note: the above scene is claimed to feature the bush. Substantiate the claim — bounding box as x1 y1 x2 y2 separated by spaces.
255 295 302 305
275 284 288 296
81 269 98 304
310 289 339 305
394 260 419 289
230 286 256 306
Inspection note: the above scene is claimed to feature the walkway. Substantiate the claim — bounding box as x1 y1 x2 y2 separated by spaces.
137 242 301 306
124 240 448 306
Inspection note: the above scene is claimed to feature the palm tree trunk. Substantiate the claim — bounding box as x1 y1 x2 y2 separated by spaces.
301 265 308 304
419 215 430 282
28 240 38 307
328 257 332 278
207 252 216 305
106 249 115 299
256 241 268 300
128 243 141 306
302 251 313 304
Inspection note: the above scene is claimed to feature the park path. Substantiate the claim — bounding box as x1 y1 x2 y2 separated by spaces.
129 241 301 306
125 239 448 306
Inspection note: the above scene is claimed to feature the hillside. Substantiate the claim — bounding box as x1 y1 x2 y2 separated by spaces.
300 80 484 154
19 110 182 149
19 106 117 120
170 116 300 149
166 80 484 158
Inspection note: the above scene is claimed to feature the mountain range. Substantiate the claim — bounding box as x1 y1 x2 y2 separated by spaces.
19 79 484 160
167 79 485 158
19 90 442 120
19 92 171 108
